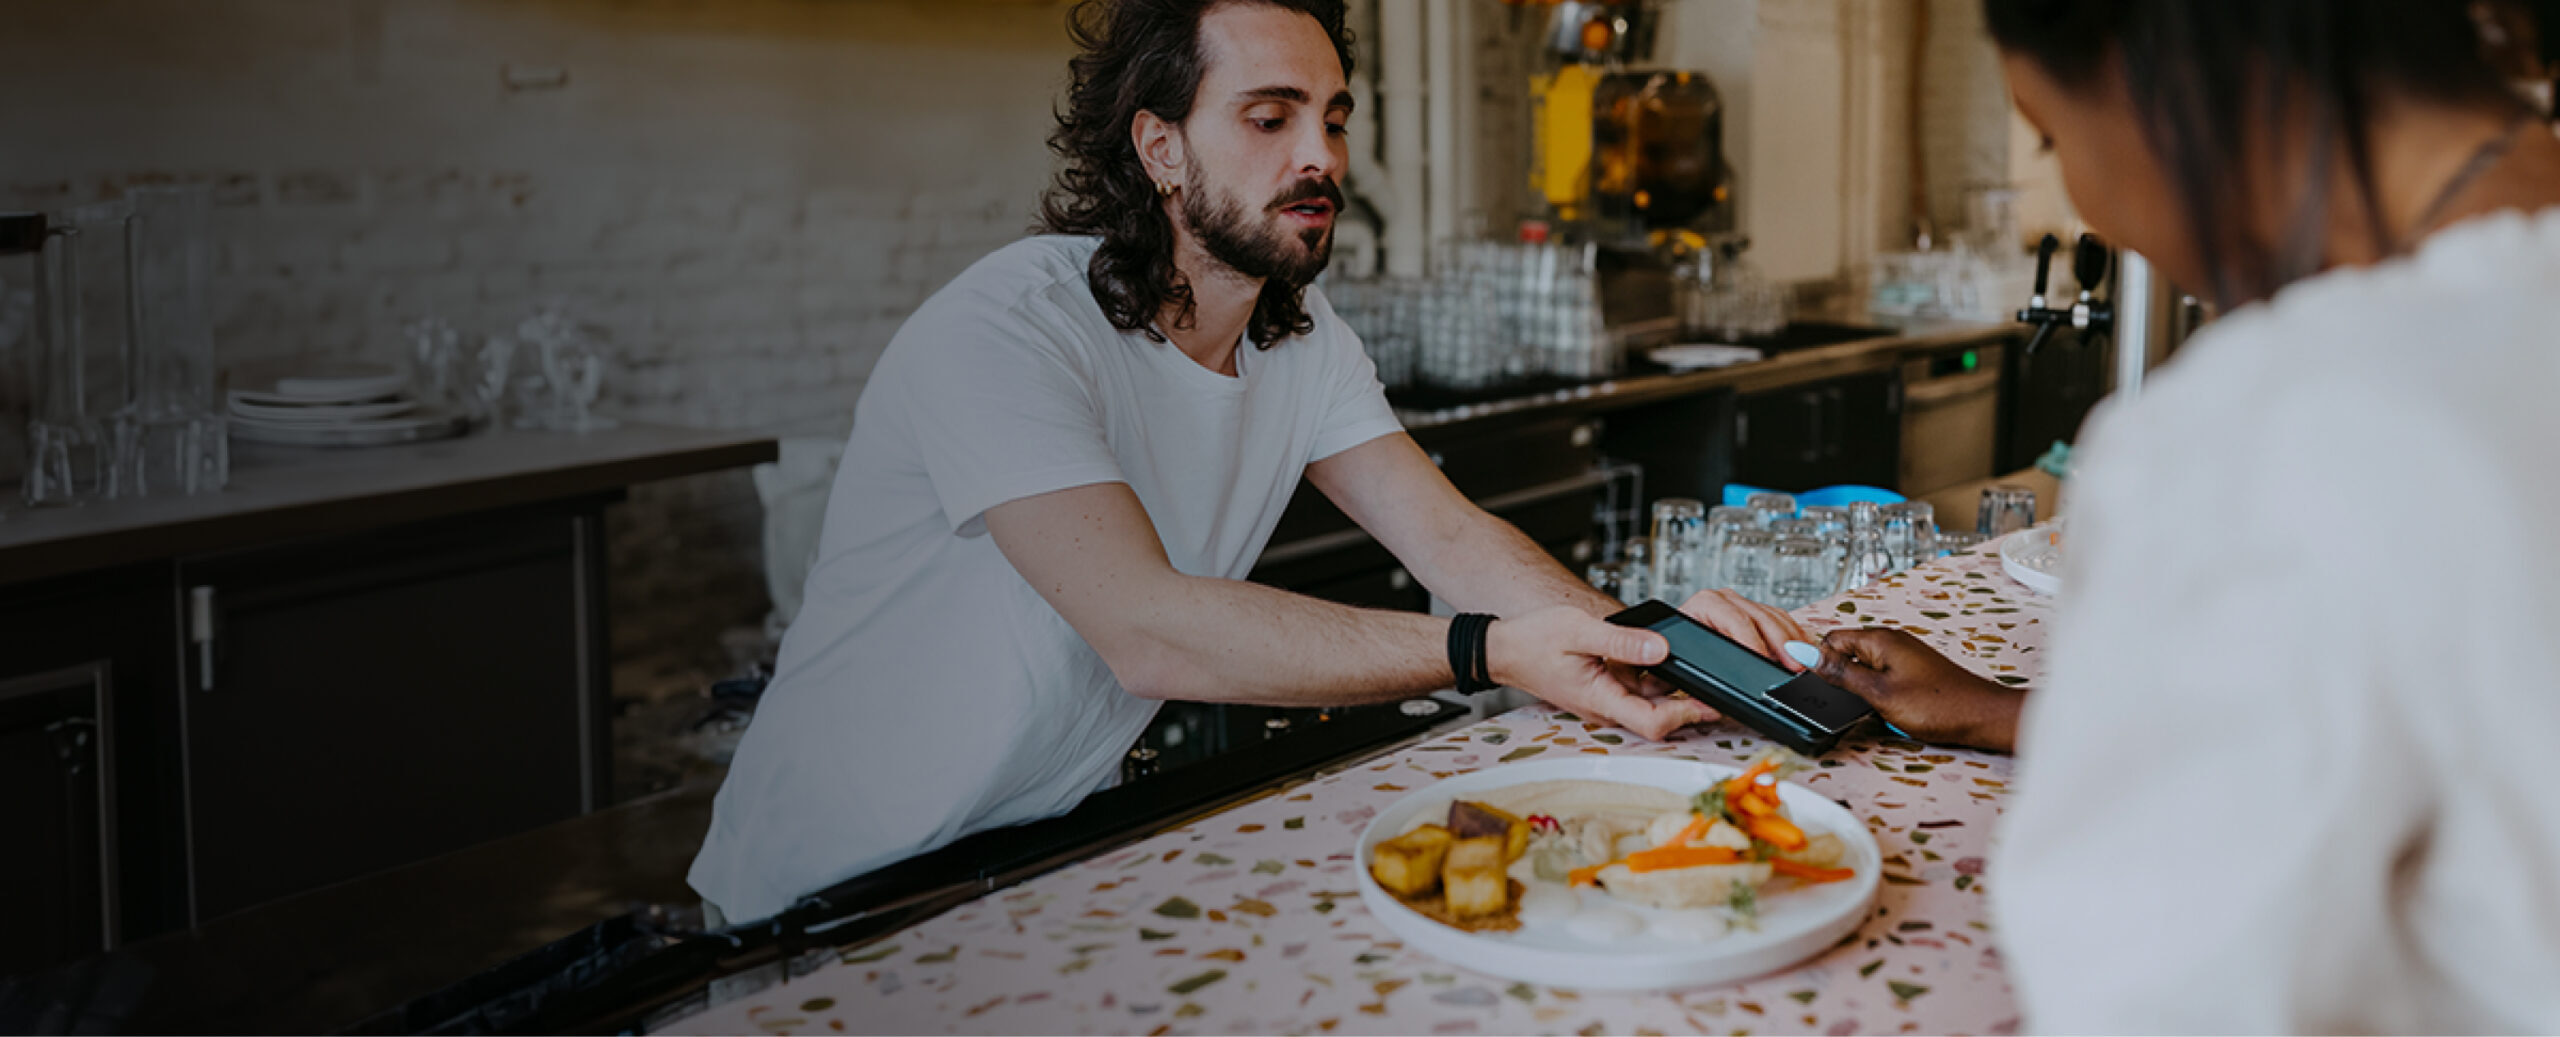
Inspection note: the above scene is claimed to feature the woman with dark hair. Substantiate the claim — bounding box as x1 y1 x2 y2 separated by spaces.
1708 0 2560 1029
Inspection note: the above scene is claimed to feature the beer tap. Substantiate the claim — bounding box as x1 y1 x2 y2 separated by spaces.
2016 232 2114 357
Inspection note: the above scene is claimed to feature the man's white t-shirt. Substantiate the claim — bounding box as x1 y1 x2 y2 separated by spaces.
688 236 1404 923
1993 207 2560 1032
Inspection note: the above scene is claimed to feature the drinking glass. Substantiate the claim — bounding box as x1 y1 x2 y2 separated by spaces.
1745 491 1798 527
1718 528 1776 603
118 186 227 498
22 215 104 507
403 316 464 411
1979 484 2038 537
1584 562 1624 603
1701 507 1757 591
1839 529 1894 592
1770 516 1817 541
1847 500 1882 537
1933 529 1990 556
1649 498 1708 603
1418 259 1501 389
1768 536 1833 611
1801 505 1850 540
469 334 517 431
520 302 617 432
1881 501 1937 572
1618 540 1653 604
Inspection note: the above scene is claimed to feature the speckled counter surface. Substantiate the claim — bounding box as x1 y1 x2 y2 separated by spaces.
670 545 2054 1036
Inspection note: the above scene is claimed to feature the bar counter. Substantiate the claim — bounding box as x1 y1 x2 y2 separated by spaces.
668 544 2054 1035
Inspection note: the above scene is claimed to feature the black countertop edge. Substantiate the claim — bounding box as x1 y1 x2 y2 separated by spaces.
0 697 1471 1035
0 429 777 588
1393 322 2021 437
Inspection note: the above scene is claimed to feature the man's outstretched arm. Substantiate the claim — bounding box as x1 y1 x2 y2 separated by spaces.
981 481 1706 739
1304 433 1811 658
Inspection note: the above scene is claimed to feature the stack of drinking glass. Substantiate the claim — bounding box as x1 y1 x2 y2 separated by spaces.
1323 236 1614 393
1586 487 2039 611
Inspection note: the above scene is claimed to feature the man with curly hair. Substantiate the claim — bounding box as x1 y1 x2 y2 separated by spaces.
690 0 1763 924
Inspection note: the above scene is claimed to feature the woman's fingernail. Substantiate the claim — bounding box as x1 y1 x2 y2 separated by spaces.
1783 641 1822 668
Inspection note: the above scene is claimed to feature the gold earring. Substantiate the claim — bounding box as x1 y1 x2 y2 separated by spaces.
1156 180 1177 197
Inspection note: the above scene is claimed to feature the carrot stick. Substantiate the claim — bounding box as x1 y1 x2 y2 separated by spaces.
1744 813 1809 851
1567 864 1607 887
1663 813 1709 848
1770 858 1855 883
1723 757 1783 801
1623 845 1745 872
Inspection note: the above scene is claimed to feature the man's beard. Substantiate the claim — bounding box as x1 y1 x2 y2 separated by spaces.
1180 160 1338 288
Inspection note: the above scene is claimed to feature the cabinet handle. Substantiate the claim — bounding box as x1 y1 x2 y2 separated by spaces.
45 716 96 783
189 585 216 693
1387 569 1412 591
1569 423 1594 448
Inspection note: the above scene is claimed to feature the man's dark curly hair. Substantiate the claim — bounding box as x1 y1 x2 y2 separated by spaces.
1037 0 1354 347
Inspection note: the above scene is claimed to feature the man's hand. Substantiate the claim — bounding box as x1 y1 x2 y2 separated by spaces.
1799 628 2024 753
1487 605 1719 741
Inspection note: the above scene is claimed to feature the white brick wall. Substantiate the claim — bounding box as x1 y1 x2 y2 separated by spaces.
2 0 1078 686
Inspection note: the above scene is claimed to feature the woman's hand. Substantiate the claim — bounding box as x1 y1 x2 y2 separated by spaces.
1793 628 2025 753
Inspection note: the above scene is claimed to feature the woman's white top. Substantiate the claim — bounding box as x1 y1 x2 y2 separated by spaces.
1995 207 2560 1033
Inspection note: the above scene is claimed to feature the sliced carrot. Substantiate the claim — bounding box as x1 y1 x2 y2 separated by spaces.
1770 857 1855 883
1622 844 1745 872
1744 813 1809 851
1722 757 1783 801
1567 864 1607 887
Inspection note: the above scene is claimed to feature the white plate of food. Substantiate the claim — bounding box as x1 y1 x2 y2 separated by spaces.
1998 522 2064 596
1356 753 1880 992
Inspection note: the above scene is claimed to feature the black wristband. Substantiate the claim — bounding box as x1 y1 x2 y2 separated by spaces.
1448 613 1498 694
1471 615 1496 690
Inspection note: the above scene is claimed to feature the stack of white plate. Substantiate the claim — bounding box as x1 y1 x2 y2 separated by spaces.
227 369 469 448
1647 344 1766 372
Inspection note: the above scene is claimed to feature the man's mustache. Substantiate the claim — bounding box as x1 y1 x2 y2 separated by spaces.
1267 178 1344 212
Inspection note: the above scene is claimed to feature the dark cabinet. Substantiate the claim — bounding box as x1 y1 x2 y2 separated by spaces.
1731 370 1904 492
1596 391 1736 507
0 567 183 975
2000 325 2111 473
176 503 607 922
1249 417 1605 607
0 666 112 976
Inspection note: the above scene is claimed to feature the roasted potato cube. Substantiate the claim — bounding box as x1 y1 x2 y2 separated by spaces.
1370 823 1455 897
1441 836 1510 919
1448 800 1532 863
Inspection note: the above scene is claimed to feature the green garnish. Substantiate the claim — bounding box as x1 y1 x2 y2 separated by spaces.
1725 878 1760 931
1692 783 1728 822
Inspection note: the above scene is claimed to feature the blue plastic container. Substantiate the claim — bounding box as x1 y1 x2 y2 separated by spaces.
1719 483 1906 509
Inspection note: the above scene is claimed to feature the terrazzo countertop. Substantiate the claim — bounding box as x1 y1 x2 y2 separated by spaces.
671 543 2055 1036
